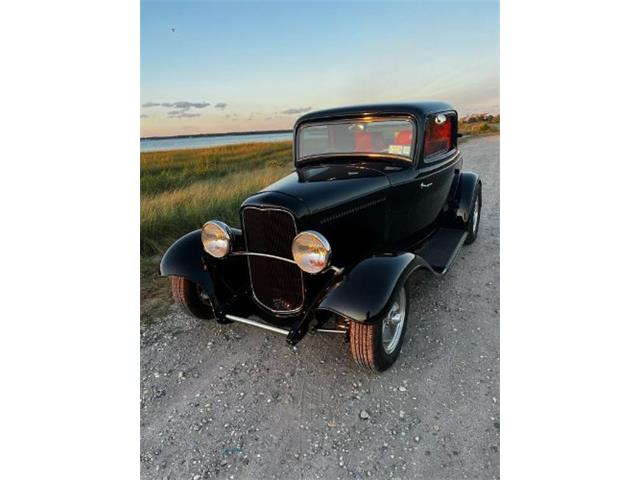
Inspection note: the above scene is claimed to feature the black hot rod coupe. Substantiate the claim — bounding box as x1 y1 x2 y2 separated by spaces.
160 102 481 371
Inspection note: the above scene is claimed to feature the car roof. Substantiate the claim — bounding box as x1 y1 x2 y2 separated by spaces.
294 101 455 127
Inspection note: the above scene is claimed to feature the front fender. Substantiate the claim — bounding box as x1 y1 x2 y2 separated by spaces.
318 253 426 324
159 230 214 298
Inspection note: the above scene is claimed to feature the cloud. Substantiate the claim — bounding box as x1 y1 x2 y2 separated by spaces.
167 110 201 118
214 102 228 110
281 107 312 115
141 101 212 118
172 101 209 109
142 101 210 109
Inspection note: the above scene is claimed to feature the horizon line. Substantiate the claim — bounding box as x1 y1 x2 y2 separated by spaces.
140 128 293 141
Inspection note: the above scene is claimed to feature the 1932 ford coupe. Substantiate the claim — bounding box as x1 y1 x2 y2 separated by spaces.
160 102 481 371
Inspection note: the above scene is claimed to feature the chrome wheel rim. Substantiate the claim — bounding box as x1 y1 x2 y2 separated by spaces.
472 197 480 234
382 287 406 354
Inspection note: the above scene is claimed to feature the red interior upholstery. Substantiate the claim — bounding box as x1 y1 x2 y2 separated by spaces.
355 131 373 151
394 130 413 145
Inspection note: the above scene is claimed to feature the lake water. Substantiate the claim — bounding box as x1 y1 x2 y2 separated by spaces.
140 132 293 152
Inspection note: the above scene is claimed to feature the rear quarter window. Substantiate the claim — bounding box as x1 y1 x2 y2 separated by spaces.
423 113 456 161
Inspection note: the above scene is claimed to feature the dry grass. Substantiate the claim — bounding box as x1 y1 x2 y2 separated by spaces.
141 165 292 255
459 119 500 137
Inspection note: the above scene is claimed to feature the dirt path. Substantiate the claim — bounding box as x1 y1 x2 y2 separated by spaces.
141 135 500 480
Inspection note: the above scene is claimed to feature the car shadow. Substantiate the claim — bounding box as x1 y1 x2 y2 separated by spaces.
403 270 447 367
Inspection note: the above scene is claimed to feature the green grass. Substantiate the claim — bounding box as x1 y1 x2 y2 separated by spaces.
141 141 293 196
139 125 499 323
140 141 293 256
140 141 293 323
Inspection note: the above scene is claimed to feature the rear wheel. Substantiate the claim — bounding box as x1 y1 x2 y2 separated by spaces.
464 183 482 245
170 276 214 320
349 285 409 372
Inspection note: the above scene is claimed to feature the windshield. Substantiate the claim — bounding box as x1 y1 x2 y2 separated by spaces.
298 118 415 161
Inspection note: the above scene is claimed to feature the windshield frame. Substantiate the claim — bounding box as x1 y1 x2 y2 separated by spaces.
294 115 418 165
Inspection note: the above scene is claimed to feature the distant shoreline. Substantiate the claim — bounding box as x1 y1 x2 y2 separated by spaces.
140 129 292 141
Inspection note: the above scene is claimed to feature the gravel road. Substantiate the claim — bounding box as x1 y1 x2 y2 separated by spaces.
140 135 500 480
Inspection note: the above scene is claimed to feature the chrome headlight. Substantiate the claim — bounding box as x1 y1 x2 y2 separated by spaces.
202 220 232 258
291 231 331 274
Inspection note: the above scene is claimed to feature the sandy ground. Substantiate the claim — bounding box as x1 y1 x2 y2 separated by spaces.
140 135 500 480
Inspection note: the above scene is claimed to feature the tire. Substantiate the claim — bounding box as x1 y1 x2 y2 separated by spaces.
349 285 410 372
464 183 482 245
170 276 214 320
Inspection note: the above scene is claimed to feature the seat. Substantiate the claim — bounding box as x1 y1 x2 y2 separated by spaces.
355 131 373 151
394 130 413 145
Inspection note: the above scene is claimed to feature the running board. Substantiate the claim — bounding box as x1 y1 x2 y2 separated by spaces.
414 228 468 275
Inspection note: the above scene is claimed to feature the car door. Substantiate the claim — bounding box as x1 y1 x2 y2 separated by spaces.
413 112 461 233
387 113 460 245
414 151 460 230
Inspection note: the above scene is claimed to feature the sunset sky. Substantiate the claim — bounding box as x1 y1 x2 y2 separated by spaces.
141 0 499 137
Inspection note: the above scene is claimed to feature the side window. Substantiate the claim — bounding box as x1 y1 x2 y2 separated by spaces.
423 113 455 162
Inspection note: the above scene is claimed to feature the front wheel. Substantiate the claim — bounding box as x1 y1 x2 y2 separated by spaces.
349 285 409 372
170 276 214 320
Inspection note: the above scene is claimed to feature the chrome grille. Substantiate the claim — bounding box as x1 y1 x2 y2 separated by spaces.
242 207 304 313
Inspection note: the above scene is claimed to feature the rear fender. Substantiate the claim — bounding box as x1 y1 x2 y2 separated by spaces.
317 253 426 324
446 171 481 228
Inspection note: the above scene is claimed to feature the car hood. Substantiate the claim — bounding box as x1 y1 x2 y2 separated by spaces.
256 164 391 215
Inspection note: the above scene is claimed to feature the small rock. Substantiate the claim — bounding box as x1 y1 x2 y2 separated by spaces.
178 371 185 380
360 410 370 420
414 436 420 443
398 386 407 392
